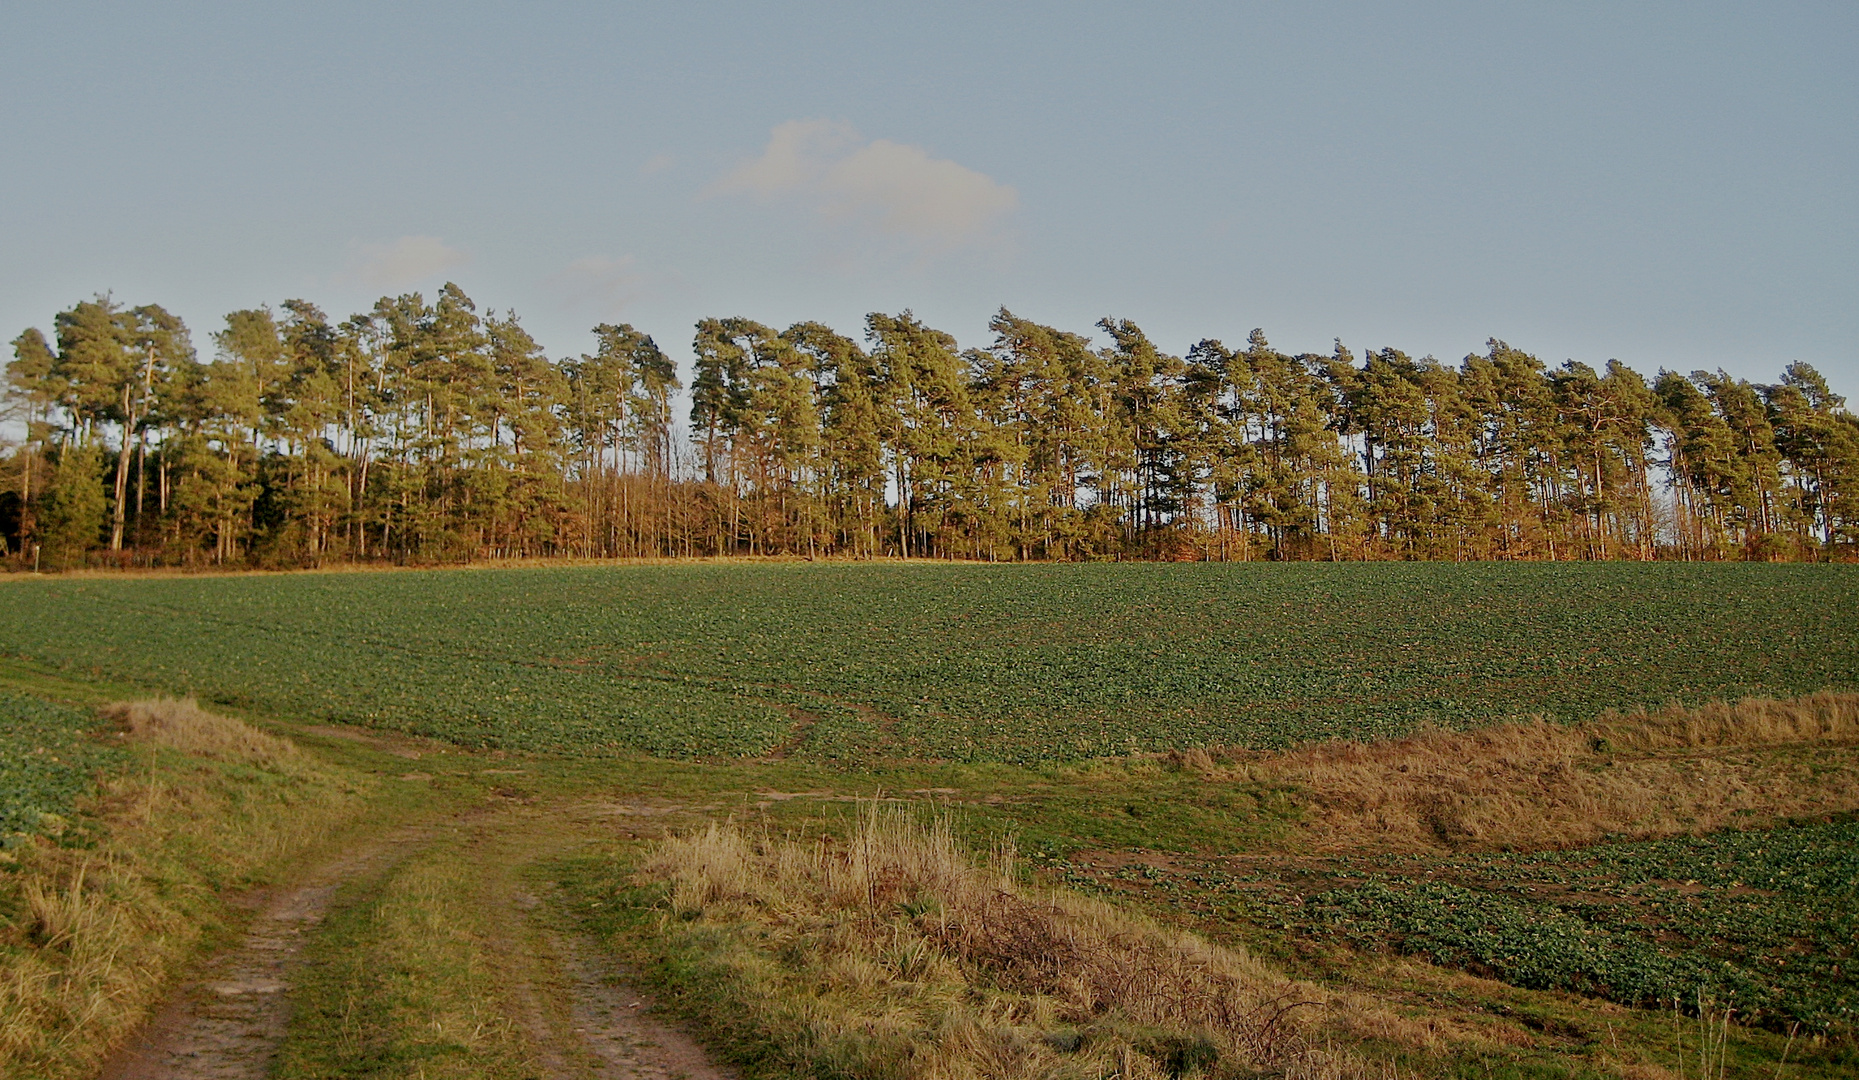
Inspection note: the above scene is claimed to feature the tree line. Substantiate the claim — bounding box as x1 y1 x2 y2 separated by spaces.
5 283 1855 569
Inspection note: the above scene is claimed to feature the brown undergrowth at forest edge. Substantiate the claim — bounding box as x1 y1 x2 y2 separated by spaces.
1166 692 1859 852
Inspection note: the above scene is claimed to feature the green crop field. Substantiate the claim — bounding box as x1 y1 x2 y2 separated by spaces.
0 689 125 847
2 562 1854 761
1306 819 1859 1034
1048 814 1859 1036
1256 817 1857 1034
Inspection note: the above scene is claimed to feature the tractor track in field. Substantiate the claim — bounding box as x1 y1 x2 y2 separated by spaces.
475 799 742 1080
97 819 443 1080
96 797 737 1080
551 929 736 1080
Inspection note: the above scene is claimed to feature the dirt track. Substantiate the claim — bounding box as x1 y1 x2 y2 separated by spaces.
96 800 734 1080
550 927 737 1080
97 821 436 1080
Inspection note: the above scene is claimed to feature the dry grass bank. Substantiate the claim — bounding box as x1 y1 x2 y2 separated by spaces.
106 697 308 768
0 699 372 1080
638 805 1493 1080
1167 692 1859 853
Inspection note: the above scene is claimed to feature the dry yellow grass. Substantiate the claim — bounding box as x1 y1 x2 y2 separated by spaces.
640 804 1459 1080
104 696 304 766
1167 692 1859 853
0 699 371 1080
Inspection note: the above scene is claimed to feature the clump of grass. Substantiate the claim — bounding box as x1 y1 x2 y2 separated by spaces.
637 803 1406 1079
0 854 159 1078
104 697 303 767
1166 692 1859 853
0 699 372 1080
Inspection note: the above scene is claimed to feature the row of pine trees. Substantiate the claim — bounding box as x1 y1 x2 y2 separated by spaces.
5 284 1856 569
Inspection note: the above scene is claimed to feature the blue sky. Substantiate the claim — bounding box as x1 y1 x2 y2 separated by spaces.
3 1 1854 396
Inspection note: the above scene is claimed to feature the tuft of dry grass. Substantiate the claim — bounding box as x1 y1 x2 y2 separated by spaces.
0 700 372 1080
104 697 304 767
1166 692 1859 853
641 804 1434 1079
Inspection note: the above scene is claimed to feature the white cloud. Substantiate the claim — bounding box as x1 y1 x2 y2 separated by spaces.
641 152 677 176
828 140 1020 244
550 254 648 315
713 119 1018 251
716 119 858 195
350 235 470 290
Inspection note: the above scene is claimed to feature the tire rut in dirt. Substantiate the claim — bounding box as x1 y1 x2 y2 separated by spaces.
494 800 740 1079
96 822 439 1080
552 931 738 1080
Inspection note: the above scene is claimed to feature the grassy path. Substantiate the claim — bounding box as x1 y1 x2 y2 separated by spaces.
463 800 740 1080
98 788 740 1080
0 646 745 1080
97 820 445 1079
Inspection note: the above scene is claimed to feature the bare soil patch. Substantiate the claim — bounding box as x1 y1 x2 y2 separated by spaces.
552 931 738 1080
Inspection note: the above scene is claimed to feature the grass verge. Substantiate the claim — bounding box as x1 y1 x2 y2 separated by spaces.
1165 692 1859 852
569 803 1496 1080
550 694 1859 1080
4 671 1855 1079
